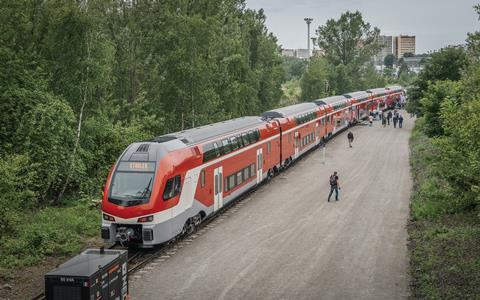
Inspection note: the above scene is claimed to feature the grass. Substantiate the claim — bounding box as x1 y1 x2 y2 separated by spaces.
0 199 100 272
408 119 480 299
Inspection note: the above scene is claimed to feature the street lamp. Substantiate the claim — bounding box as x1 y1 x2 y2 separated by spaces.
304 17 313 58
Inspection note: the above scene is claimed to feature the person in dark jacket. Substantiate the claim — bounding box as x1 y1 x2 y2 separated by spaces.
347 131 354 148
399 113 404 128
328 171 340 202
387 111 392 125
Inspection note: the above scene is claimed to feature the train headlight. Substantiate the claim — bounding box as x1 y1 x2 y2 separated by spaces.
137 215 154 223
103 213 115 222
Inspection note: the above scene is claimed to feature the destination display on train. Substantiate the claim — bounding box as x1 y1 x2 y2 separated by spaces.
116 162 156 172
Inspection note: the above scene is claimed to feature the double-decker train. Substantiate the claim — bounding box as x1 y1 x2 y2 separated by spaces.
101 85 404 247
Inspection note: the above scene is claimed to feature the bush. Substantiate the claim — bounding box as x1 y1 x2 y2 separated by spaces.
0 200 99 268
17 98 77 203
0 154 37 238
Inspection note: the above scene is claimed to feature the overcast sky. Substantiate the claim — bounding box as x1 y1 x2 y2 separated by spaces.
245 0 479 53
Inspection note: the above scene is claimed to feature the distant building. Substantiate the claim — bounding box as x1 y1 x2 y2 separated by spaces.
375 35 394 64
281 48 312 59
282 49 295 57
395 35 416 58
295 49 309 59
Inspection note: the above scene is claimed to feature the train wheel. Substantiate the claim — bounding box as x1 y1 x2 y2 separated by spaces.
266 169 274 181
192 213 202 226
182 218 195 236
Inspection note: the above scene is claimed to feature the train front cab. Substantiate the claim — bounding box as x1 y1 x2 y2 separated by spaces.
101 140 209 247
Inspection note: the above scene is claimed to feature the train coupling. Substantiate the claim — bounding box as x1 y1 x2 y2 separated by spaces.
116 227 136 243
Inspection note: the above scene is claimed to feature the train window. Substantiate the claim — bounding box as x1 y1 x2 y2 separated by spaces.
230 136 239 151
242 133 250 146
254 129 260 141
266 142 271 154
163 175 181 200
228 175 235 191
248 130 257 143
236 135 244 148
213 142 221 158
200 170 205 187
250 164 256 177
214 174 218 194
221 139 232 154
236 171 243 186
224 178 229 192
243 168 249 181
202 143 217 163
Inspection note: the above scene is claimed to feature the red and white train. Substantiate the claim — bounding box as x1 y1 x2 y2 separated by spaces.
101 85 404 247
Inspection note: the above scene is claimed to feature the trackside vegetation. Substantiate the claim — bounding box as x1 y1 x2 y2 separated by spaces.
407 5 480 299
0 0 284 273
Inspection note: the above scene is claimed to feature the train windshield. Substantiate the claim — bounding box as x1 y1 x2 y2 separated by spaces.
109 162 156 203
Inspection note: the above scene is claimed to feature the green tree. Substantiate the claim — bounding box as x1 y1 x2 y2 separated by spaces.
316 11 380 68
300 57 331 100
18 98 77 203
420 81 461 137
408 46 468 115
282 56 307 81
384 54 396 68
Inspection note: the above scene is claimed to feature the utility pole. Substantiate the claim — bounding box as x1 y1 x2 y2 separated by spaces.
304 18 313 58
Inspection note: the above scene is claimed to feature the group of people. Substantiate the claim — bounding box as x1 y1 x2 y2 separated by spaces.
380 109 404 128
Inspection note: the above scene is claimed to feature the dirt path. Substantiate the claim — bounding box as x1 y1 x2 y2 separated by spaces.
130 114 413 300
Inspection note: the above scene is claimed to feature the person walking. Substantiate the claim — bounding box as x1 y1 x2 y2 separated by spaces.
387 111 392 125
382 114 387 127
399 113 404 128
368 115 373 127
393 115 398 128
347 131 354 147
328 171 340 202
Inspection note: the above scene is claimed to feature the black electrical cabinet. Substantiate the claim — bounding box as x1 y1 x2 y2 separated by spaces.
45 248 128 300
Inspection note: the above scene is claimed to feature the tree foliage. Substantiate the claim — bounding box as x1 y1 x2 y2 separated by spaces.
316 11 380 68
408 47 468 115
0 0 284 248
384 54 396 68
301 11 385 99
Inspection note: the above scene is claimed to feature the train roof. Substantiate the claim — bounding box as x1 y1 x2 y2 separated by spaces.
344 91 369 101
152 116 264 145
313 95 348 106
261 102 318 119
367 88 387 96
386 85 403 92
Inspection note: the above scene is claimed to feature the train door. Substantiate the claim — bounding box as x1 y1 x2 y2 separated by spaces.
256 148 263 184
213 166 223 212
294 131 299 158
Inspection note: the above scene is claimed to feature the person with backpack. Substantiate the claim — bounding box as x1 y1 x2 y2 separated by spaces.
347 131 354 148
328 171 340 202
398 113 404 128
